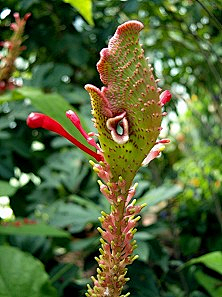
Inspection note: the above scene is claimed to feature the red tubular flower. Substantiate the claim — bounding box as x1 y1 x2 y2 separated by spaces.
27 112 103 162
66 110 100 150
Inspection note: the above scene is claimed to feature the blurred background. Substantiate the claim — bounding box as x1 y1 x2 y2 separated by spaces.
0 1 221 296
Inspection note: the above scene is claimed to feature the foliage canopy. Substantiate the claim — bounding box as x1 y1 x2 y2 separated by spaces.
0 0 221 296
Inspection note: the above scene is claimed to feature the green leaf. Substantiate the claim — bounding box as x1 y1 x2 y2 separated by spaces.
136 240 150 262
186 251 222 275
58 34 90 67
0 222 70 238
189 291 209 297
195 270 222 297
70 236 99 252
39 150 88 192
134 231 154 241
0 246 58 297
0 181 17 196
0 92 13 103
0 89 26 103
179 235 201 256
138 184 182 207
49 263 79 293
4 86 94 152
44 200 100 233
63 0 94 26
20 87 87 142
31 63 74 88
128 261 160 297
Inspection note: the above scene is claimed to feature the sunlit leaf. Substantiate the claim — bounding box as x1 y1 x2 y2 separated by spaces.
195 270 222 297
63 0 94 25
186 251 222 275
0 180 17 196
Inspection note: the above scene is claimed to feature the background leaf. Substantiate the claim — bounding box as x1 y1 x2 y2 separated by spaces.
45 200 100 233
194 270 222 297
0 181 17 196
0 246 58 297
186 252 222 275
63 0 94 25
0 222 70 238
4 86 94 152
138 184 182 207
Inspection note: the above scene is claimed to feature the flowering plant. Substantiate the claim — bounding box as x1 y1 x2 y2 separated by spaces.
0 12 31 92
27 20 171 297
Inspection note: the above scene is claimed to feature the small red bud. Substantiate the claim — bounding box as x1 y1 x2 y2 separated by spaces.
13 12 20 20
24 13 31 21
160 90 172 106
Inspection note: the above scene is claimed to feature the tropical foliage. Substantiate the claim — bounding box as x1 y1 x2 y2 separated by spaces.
0 1 221 296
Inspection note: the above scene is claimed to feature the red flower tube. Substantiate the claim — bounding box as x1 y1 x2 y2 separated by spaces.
27 112 103 162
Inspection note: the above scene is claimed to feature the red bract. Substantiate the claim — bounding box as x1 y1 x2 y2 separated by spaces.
27 112 104 162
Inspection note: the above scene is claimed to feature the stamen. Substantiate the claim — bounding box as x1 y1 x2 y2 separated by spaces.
27 112 103 162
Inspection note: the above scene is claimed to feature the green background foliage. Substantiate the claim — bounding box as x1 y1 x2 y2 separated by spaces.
0 0 221 296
